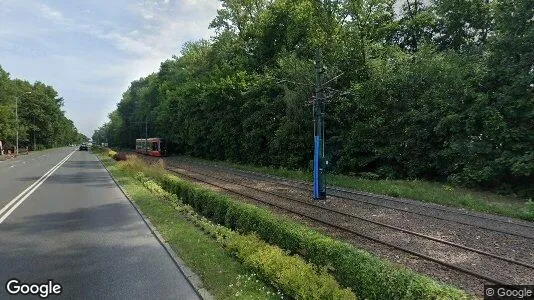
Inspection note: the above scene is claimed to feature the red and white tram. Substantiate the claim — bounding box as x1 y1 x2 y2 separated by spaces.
135 138 167 157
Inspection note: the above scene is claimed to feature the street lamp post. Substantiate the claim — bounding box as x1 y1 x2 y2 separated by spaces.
15 96 18 156
33 115 36 151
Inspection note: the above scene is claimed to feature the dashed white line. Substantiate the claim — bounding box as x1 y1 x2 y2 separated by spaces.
0 151 76 224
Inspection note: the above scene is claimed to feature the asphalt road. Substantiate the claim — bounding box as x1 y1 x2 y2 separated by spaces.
0 148 200 299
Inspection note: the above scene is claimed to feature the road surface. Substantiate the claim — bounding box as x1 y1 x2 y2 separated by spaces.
0 148 200 299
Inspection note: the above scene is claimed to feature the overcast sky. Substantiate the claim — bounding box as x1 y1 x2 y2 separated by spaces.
0 0 221 137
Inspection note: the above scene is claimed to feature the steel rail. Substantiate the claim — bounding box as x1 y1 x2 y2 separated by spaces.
170 165 534 270
172 158 534 238
167 166 516 286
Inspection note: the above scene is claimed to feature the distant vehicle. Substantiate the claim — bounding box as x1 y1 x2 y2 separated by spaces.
135 138 167 157
79 143 88 151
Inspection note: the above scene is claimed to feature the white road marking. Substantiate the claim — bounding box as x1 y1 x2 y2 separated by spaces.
0 151 76 224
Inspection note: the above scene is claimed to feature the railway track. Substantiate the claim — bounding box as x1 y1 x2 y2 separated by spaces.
128 153 533 292
164 164 534 288
171 158 534 240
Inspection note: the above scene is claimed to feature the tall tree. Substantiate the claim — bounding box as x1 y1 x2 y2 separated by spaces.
433 0 491 51
392 0 436 52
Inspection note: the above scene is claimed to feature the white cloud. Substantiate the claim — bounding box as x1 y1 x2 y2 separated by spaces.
92 29 156 56
99 0 220 75
34 3 64 22
0 0 222 136
82 0 221 133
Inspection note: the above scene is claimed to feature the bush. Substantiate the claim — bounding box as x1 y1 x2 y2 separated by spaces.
158 174 469 300
135 172 355 299
113 152 128 161
107 149 117 158
226 233 356 300
115 155 165 180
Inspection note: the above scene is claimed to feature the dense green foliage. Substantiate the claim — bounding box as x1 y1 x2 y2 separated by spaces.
0 65 84 151
94 0 533 195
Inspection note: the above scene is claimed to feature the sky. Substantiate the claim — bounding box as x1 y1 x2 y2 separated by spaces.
0 0 221 137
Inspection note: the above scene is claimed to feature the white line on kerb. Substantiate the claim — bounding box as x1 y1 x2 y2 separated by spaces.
0 151 76 224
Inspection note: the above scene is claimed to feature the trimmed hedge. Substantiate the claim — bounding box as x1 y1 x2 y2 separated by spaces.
222 233 356 300
134 172 356 299
159 173 470 300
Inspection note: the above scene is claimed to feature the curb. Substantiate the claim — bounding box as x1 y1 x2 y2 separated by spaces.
96 153 213 300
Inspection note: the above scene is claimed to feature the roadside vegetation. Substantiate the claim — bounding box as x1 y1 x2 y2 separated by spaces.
0 65 85 152
97 149 357 299
179 156 534 222
97 150 282 299
93 0 533 199
97 148 471 300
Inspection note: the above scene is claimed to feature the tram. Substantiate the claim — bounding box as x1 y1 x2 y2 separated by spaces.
135 138 167 157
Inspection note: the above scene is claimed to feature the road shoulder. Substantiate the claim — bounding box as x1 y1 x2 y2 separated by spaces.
96 153 213 300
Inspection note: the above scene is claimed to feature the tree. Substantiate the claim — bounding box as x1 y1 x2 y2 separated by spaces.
471 0 534 191
392 0 436 52
92 0 533 196
0 65 81 150
433 0 491 51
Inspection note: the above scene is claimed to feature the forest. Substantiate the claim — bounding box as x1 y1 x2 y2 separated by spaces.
0 65 85 152
93 0 533 196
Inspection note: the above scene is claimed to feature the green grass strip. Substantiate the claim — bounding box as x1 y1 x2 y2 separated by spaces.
101 156 282 299
133 171 356 300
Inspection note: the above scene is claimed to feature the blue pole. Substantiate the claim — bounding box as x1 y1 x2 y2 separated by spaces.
313 49 326 200
313 136 320 198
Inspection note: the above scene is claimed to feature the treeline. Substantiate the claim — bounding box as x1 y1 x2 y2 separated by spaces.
0 65 85 152
94 0 533 195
